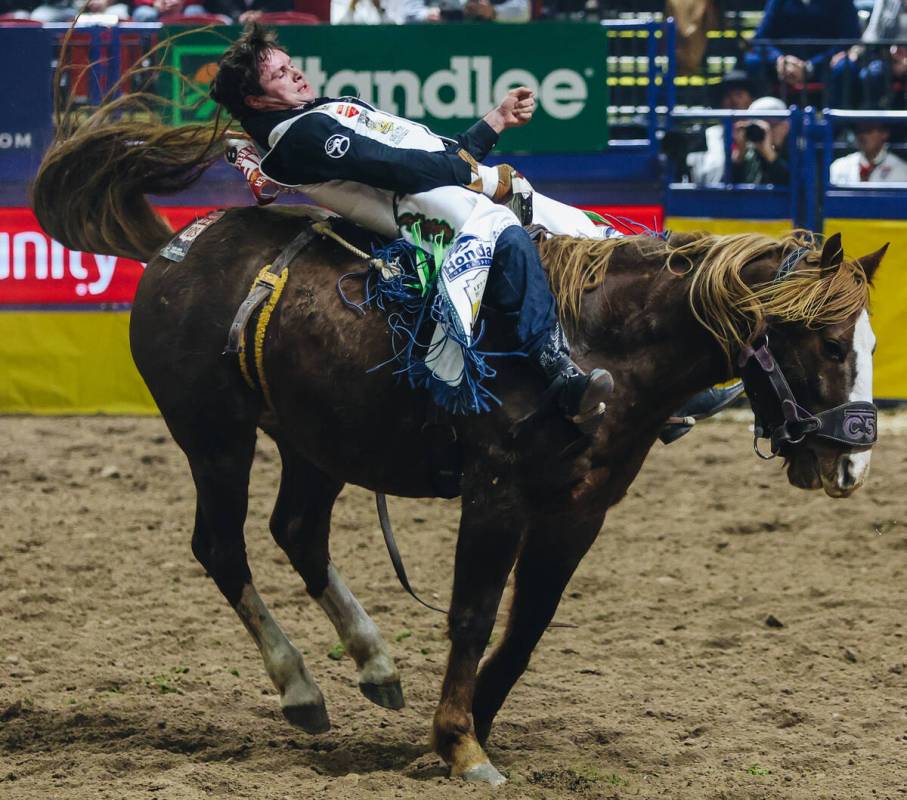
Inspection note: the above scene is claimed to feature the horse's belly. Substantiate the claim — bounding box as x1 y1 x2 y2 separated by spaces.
264 273 446 496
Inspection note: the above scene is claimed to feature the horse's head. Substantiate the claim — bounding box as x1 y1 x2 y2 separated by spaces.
736 233 886 497
539 229 886 499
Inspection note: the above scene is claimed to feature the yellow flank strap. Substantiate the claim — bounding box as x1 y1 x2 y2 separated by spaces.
238 341 256 392
237 264 289 406
253 265 289 411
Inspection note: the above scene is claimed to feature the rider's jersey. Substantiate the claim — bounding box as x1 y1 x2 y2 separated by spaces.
242 96 498 194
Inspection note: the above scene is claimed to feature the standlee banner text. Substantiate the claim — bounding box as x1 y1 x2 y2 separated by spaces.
163 23 609 153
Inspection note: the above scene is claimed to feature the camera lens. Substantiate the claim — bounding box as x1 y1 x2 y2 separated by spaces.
745 123 766 144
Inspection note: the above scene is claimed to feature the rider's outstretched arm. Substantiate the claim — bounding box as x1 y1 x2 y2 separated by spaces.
261 113 475 195
453 120 499 163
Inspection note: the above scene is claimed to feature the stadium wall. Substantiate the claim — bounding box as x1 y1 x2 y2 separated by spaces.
0 203 660 414
3 206 904 413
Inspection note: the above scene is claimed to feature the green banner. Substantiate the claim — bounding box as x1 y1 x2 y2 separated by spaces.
163 23 608 153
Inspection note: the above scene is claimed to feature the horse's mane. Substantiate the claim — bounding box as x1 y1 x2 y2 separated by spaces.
539 229 869 359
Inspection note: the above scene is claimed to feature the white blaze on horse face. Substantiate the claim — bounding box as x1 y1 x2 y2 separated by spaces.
838 310 875 491
235 584 324 711
317 563 400 688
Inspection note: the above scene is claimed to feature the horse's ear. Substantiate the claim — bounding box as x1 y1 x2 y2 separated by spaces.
856 243 888 284
819 232 844 274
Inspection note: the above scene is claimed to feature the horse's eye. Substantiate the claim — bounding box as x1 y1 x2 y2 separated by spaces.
823 339 846 362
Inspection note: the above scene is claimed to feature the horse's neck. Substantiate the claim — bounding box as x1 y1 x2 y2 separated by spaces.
573 261 731 412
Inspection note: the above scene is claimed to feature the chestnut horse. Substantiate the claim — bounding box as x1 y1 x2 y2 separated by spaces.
33 112 884 784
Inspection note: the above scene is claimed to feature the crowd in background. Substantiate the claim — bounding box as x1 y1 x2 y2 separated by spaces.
671 0 907 185
1 0 905 184
0 0 532 23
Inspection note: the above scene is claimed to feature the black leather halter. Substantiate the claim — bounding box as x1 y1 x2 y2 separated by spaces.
737 249 878 459
739 334 877 458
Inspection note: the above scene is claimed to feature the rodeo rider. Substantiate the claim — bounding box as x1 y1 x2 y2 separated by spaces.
209 24 740 438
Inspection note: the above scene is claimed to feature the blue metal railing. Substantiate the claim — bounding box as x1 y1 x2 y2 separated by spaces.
602 18 677 149
818 108 907 221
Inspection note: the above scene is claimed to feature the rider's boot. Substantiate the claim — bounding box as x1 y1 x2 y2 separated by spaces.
224 134 281 206
658 382 745 444
534 323 614 431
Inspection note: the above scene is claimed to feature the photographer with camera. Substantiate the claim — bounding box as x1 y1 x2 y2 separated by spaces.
730 95 790 185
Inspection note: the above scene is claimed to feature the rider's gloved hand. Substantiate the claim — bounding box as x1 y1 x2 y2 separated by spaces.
225 133 281 206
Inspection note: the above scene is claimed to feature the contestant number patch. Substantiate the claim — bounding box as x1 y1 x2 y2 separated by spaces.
325 134 350 159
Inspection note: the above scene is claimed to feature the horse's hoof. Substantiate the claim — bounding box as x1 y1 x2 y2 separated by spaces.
282 702 331 734
359 680 405 710
461 762 507 786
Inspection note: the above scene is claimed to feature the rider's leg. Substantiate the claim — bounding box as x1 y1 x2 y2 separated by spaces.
393 187 614 425
484 224 614 424
530 193 621 239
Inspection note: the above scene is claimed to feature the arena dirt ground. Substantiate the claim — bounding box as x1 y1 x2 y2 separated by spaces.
1 411 905 800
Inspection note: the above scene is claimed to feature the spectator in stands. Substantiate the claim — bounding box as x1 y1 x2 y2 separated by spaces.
331 0 527 23
730 95 791 184
461 0 530 21
131 0 211 21
31 0 128 20
668 0 720 75
837 0 907 108
686 70 757 184
331 0 441 23
203 0 292 23
863 0 907 43
536 0 591 19
830 122 907 182
0 0 38 17
712 68 757 112
742 0 861 97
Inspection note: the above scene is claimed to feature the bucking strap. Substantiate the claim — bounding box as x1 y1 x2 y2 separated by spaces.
236 265 289 409
226 223 318 405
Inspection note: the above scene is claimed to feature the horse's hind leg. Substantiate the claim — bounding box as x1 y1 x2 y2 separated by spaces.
471 516 603 747
269 440 403 709
181 422 329 733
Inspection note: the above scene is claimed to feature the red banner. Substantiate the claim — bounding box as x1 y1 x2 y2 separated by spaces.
0 207 216 306
580 204 665 235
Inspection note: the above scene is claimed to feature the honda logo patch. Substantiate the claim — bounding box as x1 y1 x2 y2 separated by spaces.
325 134 350 159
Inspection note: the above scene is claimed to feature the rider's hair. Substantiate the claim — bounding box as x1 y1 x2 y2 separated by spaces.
209 23 287 119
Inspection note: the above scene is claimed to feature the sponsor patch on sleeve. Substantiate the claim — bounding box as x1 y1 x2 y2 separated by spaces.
325 134 350 159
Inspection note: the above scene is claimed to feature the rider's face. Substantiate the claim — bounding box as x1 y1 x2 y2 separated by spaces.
245 48 315 112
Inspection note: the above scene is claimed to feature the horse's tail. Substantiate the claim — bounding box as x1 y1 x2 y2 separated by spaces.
31 91 228 263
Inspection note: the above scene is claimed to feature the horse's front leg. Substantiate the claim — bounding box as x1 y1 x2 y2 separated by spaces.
431 493 525 785
472 513 604 746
